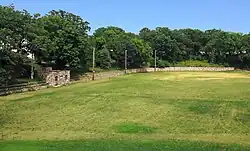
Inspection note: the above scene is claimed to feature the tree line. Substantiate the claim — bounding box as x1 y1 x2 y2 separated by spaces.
1 5 250 85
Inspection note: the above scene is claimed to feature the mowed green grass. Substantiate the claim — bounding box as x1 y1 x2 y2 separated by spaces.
1 72 250 150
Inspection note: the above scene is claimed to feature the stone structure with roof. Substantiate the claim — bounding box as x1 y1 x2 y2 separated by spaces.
41 67 70 86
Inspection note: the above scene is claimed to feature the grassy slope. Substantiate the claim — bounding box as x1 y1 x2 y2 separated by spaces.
1 72 250 150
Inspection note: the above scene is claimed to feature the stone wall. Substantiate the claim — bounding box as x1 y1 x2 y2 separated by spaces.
0 82 48 96
80 67 234 82
128 67 234 73
80 71 124 82
147 67 235 72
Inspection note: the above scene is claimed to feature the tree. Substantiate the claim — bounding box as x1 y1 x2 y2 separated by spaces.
93 27 153 69
131 38 152 67
96 47 111 69
40 10 90 69
176 29 205 60
2 4 250 84
0 6 38 83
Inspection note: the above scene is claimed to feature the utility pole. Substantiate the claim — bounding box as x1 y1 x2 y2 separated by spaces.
110 49 113 68
92 47 95 80
154 50 157 72
31 53 34 79
125 49 127 74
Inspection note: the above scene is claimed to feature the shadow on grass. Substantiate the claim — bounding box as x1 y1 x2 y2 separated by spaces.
0 140 249 151
12 92 56 102
234 112 250 126
187 102 219 115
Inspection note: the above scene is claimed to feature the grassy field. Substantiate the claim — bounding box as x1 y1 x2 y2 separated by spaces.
1 72 250 150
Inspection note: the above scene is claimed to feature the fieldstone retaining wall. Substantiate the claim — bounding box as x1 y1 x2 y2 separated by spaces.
80 67 234 82
0 82 48 96
147 67 235 72
80 71 125 82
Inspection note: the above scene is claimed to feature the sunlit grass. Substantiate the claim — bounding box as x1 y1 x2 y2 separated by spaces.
0 72 250 150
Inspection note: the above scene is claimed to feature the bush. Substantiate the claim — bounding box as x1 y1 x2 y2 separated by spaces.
175 60 223 67
157 60 171 68
0 68 8 86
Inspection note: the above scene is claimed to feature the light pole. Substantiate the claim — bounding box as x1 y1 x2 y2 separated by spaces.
31 52 34 79
154 50 157 72
110 49 113 68
92 47 95 80
125 49 127 74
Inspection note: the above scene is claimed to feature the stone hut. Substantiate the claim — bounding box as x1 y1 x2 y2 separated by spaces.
41 67 70 86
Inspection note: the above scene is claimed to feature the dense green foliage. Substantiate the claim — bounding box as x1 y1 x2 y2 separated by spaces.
0 6 91 85
139 28 250 68
1 4 250 85
175 60 223 67
157 60 171 68
39 10 90 69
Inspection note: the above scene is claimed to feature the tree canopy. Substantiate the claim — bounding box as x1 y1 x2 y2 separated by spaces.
1 5 250 85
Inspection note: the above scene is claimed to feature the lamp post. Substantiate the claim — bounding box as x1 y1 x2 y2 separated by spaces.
154 50 157 72
31 52 34 79
92 47 95 80
125 49 127 74
110 49 113 68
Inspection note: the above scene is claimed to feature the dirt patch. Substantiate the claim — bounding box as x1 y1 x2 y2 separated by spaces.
197 78 224 80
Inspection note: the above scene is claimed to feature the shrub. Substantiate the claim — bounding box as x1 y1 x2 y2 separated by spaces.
157 60 171 68
175 60 223 67
93 67 104 73
0 68 8 86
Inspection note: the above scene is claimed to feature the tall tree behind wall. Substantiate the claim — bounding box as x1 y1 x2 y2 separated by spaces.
40 10 91 70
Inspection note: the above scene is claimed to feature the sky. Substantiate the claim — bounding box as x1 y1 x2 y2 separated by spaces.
1 0 250 34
